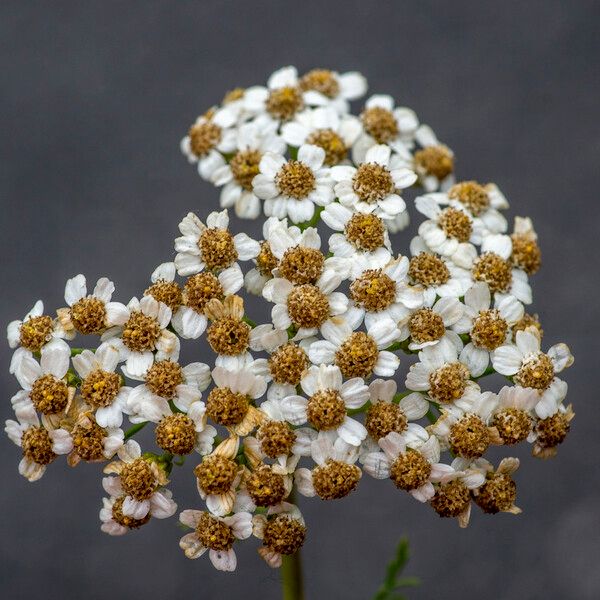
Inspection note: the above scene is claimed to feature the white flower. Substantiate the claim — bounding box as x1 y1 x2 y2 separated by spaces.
203 117 286 219
179 509 252 571
307 316 402 378
102 295 179 378
71 342 132 428
253 144 334 224
298 68 367 112
362 427 453 502
5 411 72 482
413 124 455 192
243 217 284 295
331 144 417 220
174 209 260 277
281 106 362 165
280 364 369 446
59 274 129 335
452 282 524 376
263 269 348 340
103 440 177 520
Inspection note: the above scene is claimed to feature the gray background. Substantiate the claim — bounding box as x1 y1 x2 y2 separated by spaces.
1 1 599 599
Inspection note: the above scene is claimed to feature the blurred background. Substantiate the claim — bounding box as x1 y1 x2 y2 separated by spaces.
1 1 599 598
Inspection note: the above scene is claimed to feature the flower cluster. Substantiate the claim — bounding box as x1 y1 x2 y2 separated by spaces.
5 66 574 573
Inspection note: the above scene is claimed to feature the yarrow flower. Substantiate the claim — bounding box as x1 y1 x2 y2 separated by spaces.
4 66 575 580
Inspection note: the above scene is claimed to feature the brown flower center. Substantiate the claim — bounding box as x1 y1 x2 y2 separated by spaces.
194 455 238 495
21 426 56 465
257 420 297 458
184 272 224 313
263 515 306 555
474 473 517 514
514 352 554 391
448 181 490 216
299 69 339 98
72 420 107 461
335 332 379 379
189 121 221 157
344 213 385 251
199 228 238 271
155 414 197 455
352 163 394 203
256 241 279 277
245 465 286 507
306 128 347 166
472 253 513 294
438 207 472 242
471 309 508 350
278 246 325 285
361 106 398 144
449 414 490 459
390 450 432 491
19 315 54 352
287 285 330 329
408 253 450 287
70 297 107 335
512 314 543 341
365 401 408 441
112 495 151 529
409 308 446 344
306 390 346 431
206 317 250 356
196 512 235 551
266 86 304 121
275 161 316 199
230 149 262 190
206 387 249 426
145 360 184 398
430 480 470 518
350 270 396 312
81 369 121 408
120 458 157 501
493 408 532 445
511 234 541 275
428 362 470 404
145 280 183 312
30 374 69 414
312 459 361 500
268 342 309 385
222 87 245 104
122 310 161 353
414 145 454 180
535 412 570 449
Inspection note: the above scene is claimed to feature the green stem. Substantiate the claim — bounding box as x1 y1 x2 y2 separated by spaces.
281 489 304 600
124 421 148 440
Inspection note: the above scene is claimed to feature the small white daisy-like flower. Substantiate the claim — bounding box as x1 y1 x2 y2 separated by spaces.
253 502 306 568
468 457 522 515
5 411 72 482
58 275 129 337
243 217 284 295
451 282 524 376
71 342 132 428
491 327 573 393
281 106 362 166
180 111 237 177
294 431 362 500
400 296 464 351
7 299 72 355
253 144 334 224
352 94 420 162
12 338 73 417
263 269 348 340
102 295 179 378
103 440 177 520
405 337 482 407
179 508 253 572
488 384 539 446
348 256 424 330
297 67 367 113
203 117 287 220
362 427 454 502
331 144 417 220
280 364 369 446
307 316 402 379
412 124 455 192
174 209 260 278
